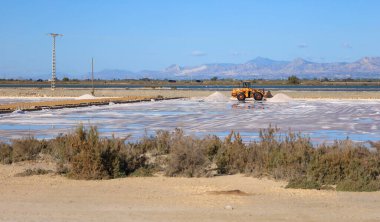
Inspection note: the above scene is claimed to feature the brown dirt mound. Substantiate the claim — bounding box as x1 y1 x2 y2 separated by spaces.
206 189 250 196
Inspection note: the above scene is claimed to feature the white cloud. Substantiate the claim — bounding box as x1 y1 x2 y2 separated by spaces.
297 43 308 48
342 43 352 49
191 50 207 57
231 52 245 56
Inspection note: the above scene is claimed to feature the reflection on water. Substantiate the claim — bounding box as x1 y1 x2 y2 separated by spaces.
231 101 266 110
0 99 379 144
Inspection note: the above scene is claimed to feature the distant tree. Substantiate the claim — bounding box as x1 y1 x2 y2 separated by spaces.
210 76 218 81
287 75 301 84
62 77 70 81
321 77 330 82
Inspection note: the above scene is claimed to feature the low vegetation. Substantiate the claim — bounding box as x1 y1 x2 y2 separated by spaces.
15 168 53 177
288 75 301 84
1 125 380 191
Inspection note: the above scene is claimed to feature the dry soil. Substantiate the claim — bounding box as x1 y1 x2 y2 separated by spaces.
0 162 379 222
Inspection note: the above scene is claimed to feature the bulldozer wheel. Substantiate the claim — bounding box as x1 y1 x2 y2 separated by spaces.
237 93 246 101
253 92 263 101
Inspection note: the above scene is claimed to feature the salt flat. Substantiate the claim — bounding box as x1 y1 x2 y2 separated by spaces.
0 97 379 143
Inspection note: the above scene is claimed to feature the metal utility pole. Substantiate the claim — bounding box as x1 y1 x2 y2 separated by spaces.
91 58 95 96
48 33 63 90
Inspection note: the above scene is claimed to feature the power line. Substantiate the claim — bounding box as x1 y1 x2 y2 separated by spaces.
91 58 95 96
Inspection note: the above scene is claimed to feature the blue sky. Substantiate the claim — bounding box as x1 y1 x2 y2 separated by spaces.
0 0 379 77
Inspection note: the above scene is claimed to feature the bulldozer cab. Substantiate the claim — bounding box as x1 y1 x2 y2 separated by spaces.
242 81 251 88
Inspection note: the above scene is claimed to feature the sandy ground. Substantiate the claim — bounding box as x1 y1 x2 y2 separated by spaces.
1 163 380 222
1 87 380 99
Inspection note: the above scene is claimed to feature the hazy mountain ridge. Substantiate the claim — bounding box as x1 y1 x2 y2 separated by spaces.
93 57 380 80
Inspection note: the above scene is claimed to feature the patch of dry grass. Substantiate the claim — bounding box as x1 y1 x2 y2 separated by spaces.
15 168 53 177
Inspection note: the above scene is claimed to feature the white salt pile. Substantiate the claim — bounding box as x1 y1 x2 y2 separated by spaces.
204 91 229 102
266 93 293 103
75 94 97 100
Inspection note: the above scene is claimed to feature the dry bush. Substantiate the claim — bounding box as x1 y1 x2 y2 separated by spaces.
243 127 313 180
202 135 222 161
11 137 48 162
282 139 380 191
49 125 149 180
0 142 12 164
123 142 149 176
137 130 171 156
306 140 380 190
370 141 380 154
47 133 78 163
165 129 212 177
244 127 280 177
215 131 247 174
68 126 127 179
224 127 380 192
273 132 313 179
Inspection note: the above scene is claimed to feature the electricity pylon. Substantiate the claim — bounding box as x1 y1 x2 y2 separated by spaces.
48 33 63 90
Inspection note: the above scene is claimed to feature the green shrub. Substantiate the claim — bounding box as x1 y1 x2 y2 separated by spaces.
286 177 322 190
129 167 154 177
336 180 380 192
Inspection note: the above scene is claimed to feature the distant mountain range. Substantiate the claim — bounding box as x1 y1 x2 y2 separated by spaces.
93 57 380 80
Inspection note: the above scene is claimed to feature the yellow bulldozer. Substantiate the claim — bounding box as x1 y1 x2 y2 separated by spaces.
231 81 272 101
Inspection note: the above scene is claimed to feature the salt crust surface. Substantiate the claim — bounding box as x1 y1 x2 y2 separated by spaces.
0 95 379 143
